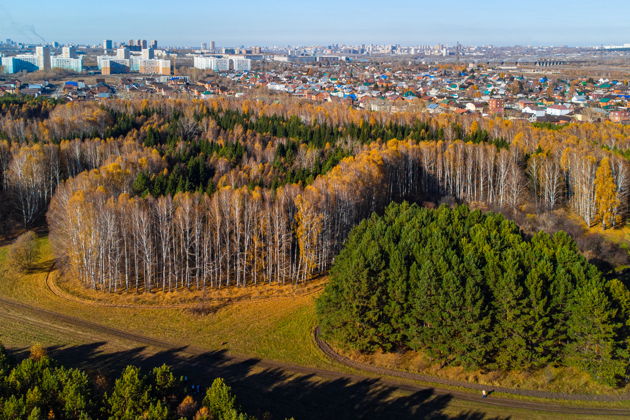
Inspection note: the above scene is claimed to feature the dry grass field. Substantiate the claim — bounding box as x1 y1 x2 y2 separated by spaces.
53 270 325 307
337 347 630 396
0 236 328 367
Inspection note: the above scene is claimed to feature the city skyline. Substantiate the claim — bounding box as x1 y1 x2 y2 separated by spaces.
0 0 628 47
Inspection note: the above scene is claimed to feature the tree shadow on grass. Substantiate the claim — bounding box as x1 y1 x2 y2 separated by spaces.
7 342 510 420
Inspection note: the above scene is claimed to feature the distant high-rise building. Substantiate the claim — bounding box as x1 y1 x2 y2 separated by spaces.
231 57 251 71
35 46 51 71
1 56 38 74
100 58 130 75
139 58 171 75
194 56 251 72
140 39 147 49
210 41 215 52
150 40 158 49
62 46 76 58
141 48 154 60
103 40 113 50
116 47 130 59
125 40 141 52
201 42 208 50
51 55 83 72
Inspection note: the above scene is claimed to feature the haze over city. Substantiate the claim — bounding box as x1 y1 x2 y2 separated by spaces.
0 0 629 46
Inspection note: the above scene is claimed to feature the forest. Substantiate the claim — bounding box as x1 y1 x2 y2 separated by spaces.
0 96 626 292
0 344 256 420
316 203 629 386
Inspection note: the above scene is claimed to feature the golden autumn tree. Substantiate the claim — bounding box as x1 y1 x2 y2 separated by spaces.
594 157 621 229
294 190 323 282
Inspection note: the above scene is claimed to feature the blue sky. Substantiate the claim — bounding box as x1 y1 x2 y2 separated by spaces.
0 0 627 47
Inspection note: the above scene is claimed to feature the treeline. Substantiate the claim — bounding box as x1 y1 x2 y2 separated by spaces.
0 126 349 227
0 95 59 121
317 203 629 386
0 102 113 143
294 140 628 279
1 98 627 211
130 101 628 227
50 185 303 290
0 139 158 225
0 344 256 419
198 106 511 149
131 136 350 197
1 97 628 155
107 97 627 154
49 138 628 291
0 97 625 290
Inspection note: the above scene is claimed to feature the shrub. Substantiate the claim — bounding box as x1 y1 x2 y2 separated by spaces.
8 231 39 272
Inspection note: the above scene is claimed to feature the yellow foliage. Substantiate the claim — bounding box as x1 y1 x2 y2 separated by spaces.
594 157 622 229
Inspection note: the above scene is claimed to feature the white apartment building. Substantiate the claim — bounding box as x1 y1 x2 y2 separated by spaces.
193 56 251 72
141 48 154 60
50 56 83 72
35 46 50 71
139 58 171 75
2 46 50 73
61 46 76 58
117 47 130 59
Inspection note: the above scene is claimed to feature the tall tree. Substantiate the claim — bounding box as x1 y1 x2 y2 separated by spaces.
594 157 622 229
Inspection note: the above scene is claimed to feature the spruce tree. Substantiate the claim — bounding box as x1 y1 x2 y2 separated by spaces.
106 366 152 420
317 203 628 385
567 280 625 386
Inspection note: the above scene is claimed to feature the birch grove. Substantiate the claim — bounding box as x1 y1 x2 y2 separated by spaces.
0 97 626 291
48 139 628 291
0 139 149 226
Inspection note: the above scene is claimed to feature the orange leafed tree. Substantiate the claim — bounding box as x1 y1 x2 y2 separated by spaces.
594 157 622 229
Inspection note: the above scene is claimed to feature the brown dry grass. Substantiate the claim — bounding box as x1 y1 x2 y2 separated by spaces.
53 272 326 307
0 236 330 368
339 347 630 395
588 224 630 248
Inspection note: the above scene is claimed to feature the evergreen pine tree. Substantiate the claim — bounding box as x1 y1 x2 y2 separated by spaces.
567 280 625 386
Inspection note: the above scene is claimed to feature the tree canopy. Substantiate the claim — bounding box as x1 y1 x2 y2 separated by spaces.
0 344 255 419
317 203 629 386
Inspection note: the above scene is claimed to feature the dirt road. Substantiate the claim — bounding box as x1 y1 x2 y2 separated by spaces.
314 327 629 402
0 295 628 419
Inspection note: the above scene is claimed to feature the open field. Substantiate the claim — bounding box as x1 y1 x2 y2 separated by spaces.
1 235 629 418
0 236 329 367
1 294 627 420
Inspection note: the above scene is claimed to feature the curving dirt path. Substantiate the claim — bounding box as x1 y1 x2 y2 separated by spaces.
44 264 630 404
0 294 629 417
45 264 324 309
313 327 630 403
